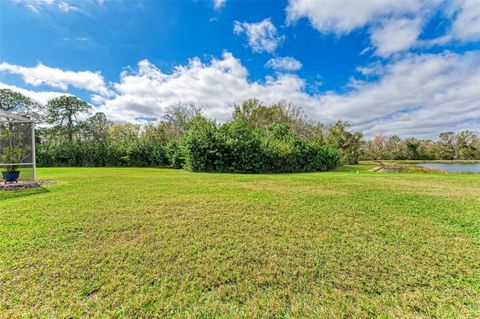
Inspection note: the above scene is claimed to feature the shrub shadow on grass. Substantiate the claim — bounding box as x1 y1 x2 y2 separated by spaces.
0 186 50 201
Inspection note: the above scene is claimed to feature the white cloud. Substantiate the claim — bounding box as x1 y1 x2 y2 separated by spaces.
419 0 480 47
100 52 307 122
98 51 480 138
356 62 385 77
370 18 422 57
14 0 78 13
0 82 100 123
286 0 422 34
108 47 477 137
359 47 373 56
0 62 110 96
265 57 302 71
449 0 480 41
233 18 285 53
316 51 480 137
3 51 479 138
286 0 430 56
0 82 66 105
57 1 76 12
213 0 226 9
286 0 480 56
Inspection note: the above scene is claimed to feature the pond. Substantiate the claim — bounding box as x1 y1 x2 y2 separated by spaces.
415 163 480 173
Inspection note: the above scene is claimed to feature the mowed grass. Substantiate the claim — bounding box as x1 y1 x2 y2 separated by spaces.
1 166 479 318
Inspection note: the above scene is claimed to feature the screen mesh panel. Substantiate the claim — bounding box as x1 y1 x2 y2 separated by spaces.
0 114 35 182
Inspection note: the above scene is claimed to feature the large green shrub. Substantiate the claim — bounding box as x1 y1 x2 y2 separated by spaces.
37 118 340 173
182 117 226 172
219 121 264 173
35 99 346 172
179 121 340 173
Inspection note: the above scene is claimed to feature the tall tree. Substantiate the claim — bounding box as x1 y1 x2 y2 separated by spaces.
439 131 456 159
0 88 40 119
456 131 479 160
232 99 314 139
108 123 141 145
326 121 363 164
370 135 387 159
83 112 112 143
162 103 203 139
232 98 264 125
233 99 301 130
46 96 91 143
384 135 402 159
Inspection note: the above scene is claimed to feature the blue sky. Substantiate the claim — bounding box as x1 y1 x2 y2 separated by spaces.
1 0 479 137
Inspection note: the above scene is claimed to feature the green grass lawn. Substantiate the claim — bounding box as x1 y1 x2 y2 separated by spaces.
1 166 479 318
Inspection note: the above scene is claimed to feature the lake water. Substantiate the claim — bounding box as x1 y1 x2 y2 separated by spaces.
416 163 480 173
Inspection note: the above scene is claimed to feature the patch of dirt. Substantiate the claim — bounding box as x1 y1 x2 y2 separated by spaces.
0 180 56 191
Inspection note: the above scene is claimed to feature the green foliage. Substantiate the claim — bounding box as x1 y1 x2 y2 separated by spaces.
35 99 347 172
220 121 264 173
0 88 41 120
124 141 169 167
162 103 203 139
180 121 340 173
233 99 312 138
165 141 185 169
181 119 266 173
0 129 31 172
182 117 225 172
46 95 91 143
309 142 340 171
83 112 111 143
326 121 363 164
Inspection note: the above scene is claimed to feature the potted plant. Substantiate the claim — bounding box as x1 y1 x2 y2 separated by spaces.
0 129 30 183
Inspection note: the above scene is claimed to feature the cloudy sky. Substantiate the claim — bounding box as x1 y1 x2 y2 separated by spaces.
1 0 479 138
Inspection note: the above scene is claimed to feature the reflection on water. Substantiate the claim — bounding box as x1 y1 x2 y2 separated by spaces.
416 163 480 173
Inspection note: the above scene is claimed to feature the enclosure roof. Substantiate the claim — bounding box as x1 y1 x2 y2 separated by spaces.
0 109 33 123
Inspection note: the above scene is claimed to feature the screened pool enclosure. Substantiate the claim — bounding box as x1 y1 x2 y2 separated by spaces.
0 109 36 183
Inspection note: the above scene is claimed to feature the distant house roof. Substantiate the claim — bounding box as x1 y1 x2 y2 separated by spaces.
0 109 33 123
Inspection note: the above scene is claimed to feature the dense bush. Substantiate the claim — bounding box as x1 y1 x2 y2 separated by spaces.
181 119 266 173
220 121 264 173
179 120 340 173
37 142 123 167
32 99 368 172
37 116 341 173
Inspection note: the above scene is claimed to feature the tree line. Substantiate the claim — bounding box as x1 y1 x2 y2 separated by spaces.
360 132 480 161
1 88 478 174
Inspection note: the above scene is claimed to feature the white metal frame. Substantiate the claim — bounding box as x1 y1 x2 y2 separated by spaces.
0 109 36 181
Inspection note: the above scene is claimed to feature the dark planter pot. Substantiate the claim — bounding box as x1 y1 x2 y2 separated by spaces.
2 171 20 183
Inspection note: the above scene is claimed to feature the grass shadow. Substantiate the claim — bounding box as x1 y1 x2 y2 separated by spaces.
0 186 50 201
